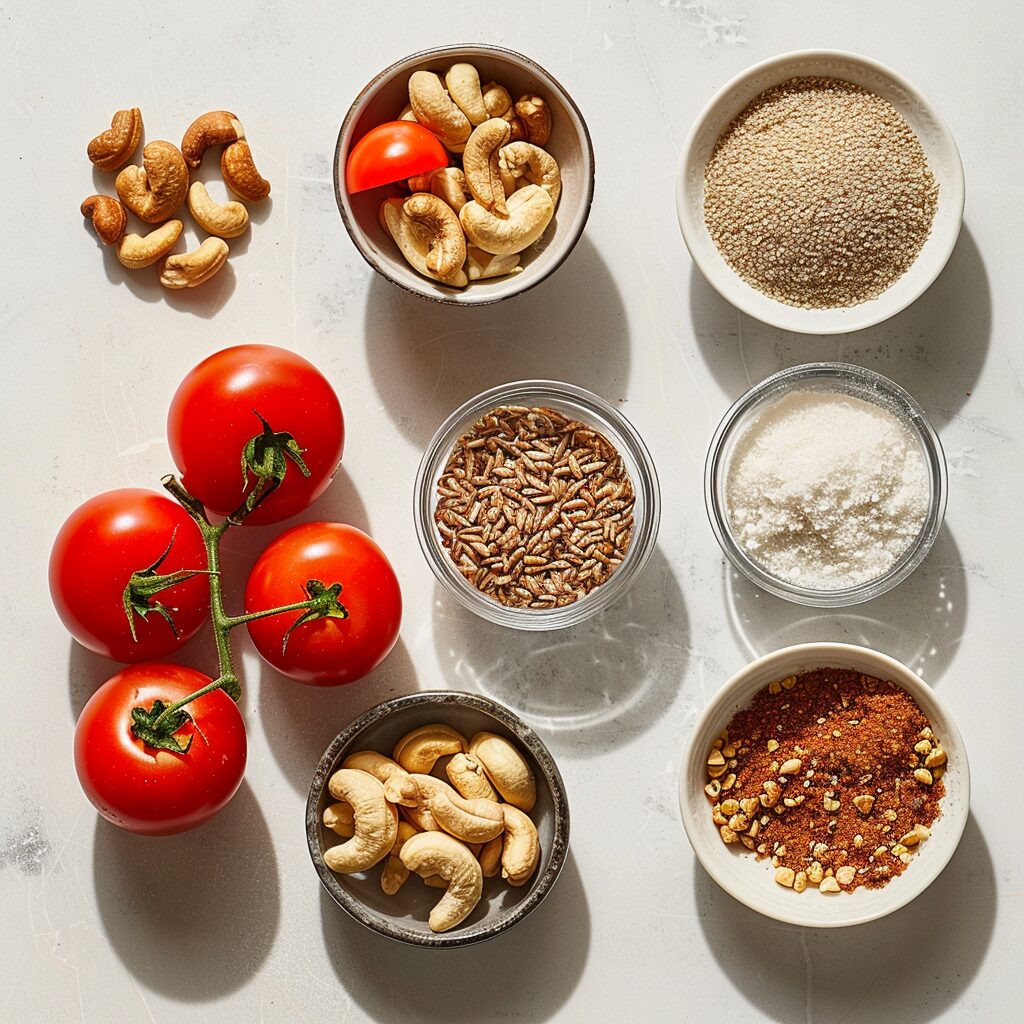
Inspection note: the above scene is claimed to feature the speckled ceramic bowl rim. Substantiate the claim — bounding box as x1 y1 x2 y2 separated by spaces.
306 691 570 947
334 43 596 307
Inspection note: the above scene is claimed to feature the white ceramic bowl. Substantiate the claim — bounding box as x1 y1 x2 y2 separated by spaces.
677 50 965 335
335 44 595 306
679 643 969 927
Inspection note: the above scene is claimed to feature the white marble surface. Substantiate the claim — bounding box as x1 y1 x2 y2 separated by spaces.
1 1 1018 1021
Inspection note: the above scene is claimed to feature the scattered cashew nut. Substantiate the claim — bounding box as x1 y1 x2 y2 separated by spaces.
463 118 512 217
399 831 484 932
500 804 541 886
460 185 554 256
115 141 189 223
221 140 271 201
116 220 183 269
159 237 230 290
392 722 468 772
515 95 553 146
80 195 126 245
181 110 245 169
87 108 143 171
470 732 538 811
499 142 561 207
408 70 471 152
187 182 250 238
412 774 504 844
323 769 398 874
445 63 490 126
446 752 499 801
342 750 418 806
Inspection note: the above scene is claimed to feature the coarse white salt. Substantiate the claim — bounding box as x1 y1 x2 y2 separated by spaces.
724 391 929 589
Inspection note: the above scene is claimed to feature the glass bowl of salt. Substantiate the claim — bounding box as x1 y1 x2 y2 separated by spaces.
705 362 947 607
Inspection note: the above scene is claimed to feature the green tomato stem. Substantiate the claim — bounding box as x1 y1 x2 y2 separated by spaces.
222 600 316 629
149 676 230 732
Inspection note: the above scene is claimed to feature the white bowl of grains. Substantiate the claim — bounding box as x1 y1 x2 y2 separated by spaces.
680 642 969 928
705 362 947 606
415 380 661 629
677 50 965 334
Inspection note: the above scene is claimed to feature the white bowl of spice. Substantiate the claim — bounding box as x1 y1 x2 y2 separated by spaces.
705 362 947 606
677 50 964 334
680 642 969 928
415 380 661 629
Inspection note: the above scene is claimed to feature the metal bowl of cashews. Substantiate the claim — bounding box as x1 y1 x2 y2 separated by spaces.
306 690 570 947
335 44 595 305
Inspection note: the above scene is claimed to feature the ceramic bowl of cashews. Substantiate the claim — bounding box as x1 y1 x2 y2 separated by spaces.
80 107 271 290
336 44 595 305
306 691 570 946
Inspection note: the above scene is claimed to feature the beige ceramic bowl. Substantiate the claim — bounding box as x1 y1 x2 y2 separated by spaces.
335 44 595 305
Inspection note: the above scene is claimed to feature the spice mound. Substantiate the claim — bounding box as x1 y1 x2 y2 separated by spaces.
725 390 929 590
704 669 946 895
703 76 939 309
434 406 635 609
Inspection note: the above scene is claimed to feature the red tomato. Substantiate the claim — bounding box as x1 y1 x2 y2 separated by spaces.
74 663 246 835
244 522 402 686
50 489 210 663
346 121 447 193
167 345 344 526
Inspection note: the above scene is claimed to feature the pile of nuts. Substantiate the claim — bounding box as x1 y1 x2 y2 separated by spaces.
81 108 270 290
381 62 562 287
322 722 541 932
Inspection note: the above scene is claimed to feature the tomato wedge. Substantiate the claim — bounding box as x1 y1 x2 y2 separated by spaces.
346 121 447 194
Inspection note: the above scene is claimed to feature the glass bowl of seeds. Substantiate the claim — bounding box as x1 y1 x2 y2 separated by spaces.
679 642 969 928
677 50 965 334
415 380 661 629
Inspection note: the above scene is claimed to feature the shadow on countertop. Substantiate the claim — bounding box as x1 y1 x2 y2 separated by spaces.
92 781 280 1001
363 234 631 446
693 811 995 1023
319 849 590 1022
689 225 991 420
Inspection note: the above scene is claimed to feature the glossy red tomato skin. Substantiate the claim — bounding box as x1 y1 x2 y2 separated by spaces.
345 121 447 193
167 345 344 526
74 664 246 836
244 522 402 686
49 489 210 663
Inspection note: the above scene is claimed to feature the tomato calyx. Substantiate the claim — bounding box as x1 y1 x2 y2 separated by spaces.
130 699 194 754
241 410 311 515
282 579 349 654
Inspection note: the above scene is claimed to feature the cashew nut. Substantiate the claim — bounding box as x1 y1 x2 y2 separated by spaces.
499 142 561 207
221 140 271 201
515 95 553 146
460 184 554 256
408 71 471 152
115 141 189 223
481 82 513 118
463 118 512 217
323 801 355 837
381 821 418 895
500 804 540 886
392 722 468 772
469 732 537 811
181 110 245 169
400 801 440 833
187 182 250 239
342 750 418 806
398 104 418 122
432 167 472 212
466 247 522 281
87 107 143 171
446 752 499 801
479 835 503 878
323 769 398 874
412 774 504 844
80 194 126 245
403 193 467 280
422 873 450 889
399 832 483 932
380 198 469 288
160 237 230 290
445 63 490 126
115 220 183 270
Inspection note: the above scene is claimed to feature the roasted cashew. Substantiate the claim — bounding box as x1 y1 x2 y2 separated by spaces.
115 141 189 223
342 750 418 806
403 193 467 279
221 140 271 201
323 801 355 837
460 185 554 256
115 220 183 270
187 182 250 238
479 835 503 878
445 63 489 126
481 82 513 118
323 769 398 874
380 198 469 287
160 237 230 290
501 804 540 886
400 801 440 833
398 103 418 122
469 732 537 811
446 752 499 801
422 873 450 889
408 70 471 152
80 194 126 245
381 821 418 895
463 118 512 217
412 774 504 843
515 95 553 146
87 108 143 171
399 832 484 932
181 110 245 169
433 167 472 212
466 247 522 281
392 722 468 772
499 142 561 207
